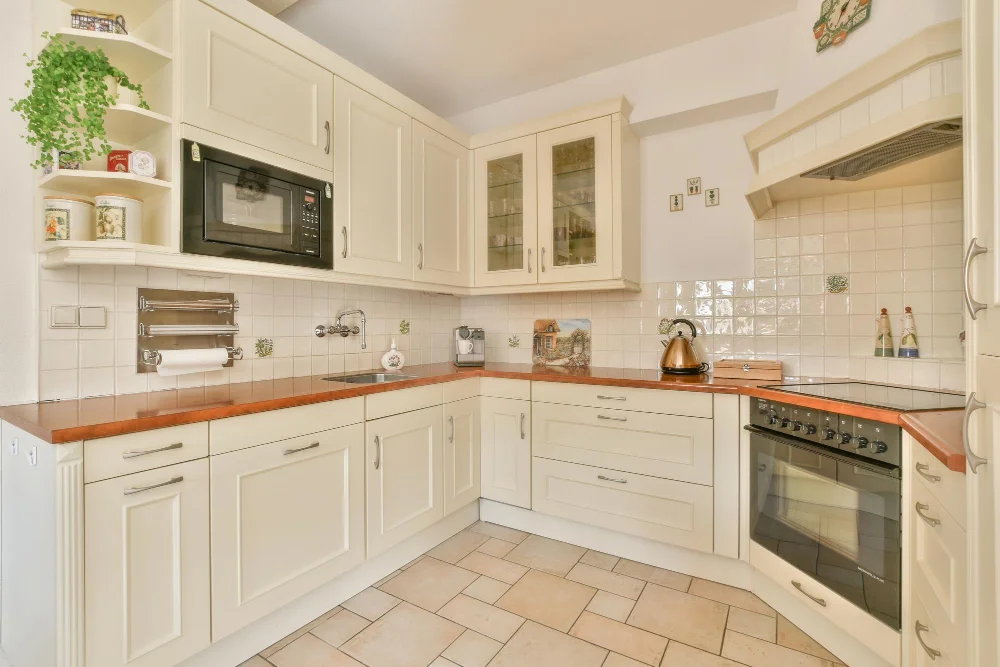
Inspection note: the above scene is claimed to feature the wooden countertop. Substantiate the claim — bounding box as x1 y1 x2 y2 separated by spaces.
0 363 964 470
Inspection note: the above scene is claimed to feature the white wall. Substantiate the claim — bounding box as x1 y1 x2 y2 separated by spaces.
0 1 39 405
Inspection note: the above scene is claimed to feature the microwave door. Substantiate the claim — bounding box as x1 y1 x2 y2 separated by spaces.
204 160 297 252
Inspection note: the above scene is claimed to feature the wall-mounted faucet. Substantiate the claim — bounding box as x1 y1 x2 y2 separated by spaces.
314 309 366 349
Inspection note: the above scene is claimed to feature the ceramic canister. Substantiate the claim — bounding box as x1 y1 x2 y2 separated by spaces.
43 196 95 241
94 193 142 242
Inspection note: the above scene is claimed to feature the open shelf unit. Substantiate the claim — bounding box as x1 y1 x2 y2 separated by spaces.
52 28 172 80
39 170 172 199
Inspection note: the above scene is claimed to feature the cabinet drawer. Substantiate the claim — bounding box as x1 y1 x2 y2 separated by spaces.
443 377 480 404
85 423 209 484
210 398 363 455
366 383 444 420
532 381 712 418
531 457 713 552
908 590 962 667
533 402 713 485
482 377 531 400
911 441 966 529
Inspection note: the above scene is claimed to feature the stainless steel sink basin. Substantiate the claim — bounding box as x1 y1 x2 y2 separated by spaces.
324 373 418 384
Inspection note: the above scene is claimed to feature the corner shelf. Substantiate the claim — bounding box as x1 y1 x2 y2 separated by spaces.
39 170 172 200
104 104 173 145
53 28 172 80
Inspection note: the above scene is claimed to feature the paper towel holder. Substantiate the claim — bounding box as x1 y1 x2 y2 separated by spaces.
136 288 240 373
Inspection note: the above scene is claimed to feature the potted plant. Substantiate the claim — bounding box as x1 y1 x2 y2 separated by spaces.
10 31 149 171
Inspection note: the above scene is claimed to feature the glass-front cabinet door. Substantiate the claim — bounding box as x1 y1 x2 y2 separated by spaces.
474 136 538 286
537 117 613 283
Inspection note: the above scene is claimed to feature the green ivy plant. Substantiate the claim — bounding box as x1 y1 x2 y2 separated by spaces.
10 32 149 170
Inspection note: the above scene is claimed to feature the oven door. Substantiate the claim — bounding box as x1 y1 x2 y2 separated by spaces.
747 425 901 630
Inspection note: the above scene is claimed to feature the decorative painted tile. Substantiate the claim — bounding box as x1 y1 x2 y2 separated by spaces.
669 194 684 212
508 334 520 348
705 188 720 207
687 177 702 196
399 319 410 334
255 338 274 358
826 274 849 293
533 319 591 367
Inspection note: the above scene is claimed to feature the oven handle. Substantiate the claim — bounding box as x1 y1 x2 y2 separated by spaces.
743 424 899 478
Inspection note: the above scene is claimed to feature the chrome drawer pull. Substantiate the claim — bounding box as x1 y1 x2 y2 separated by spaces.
373 435 381 470
597 414 627 422
520 413 526 440
963 392 988 473
915 621 942 659
963 238 987 319
597 475 627 484
122 442 183 459
449 415 455 443
596 395 626 401
124 476 184 496
283 442 320 456
915 463 941 483
915 502 941 527
791 581 827 607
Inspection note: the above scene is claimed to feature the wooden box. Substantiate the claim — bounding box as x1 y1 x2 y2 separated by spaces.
713 359 783 382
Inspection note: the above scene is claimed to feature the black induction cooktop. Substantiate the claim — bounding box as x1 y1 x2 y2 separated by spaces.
763 381 965 412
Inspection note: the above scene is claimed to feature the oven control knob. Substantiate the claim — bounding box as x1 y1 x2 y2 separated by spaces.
840 432 852 445
792 421 803 431
823 428 837 440
768 413 779 425
781 418 791 428
870 440 888 454
855 436 870 450
805 424 817 435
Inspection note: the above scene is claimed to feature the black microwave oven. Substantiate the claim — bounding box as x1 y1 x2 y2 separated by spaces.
181 140 333 269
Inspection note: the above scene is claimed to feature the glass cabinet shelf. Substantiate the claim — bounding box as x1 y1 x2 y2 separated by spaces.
486 153 526 272
550 137 598 267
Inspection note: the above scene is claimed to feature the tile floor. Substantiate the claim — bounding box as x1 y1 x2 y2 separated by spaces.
242 523 848 667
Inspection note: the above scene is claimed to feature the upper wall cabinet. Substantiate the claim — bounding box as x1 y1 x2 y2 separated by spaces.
181 0 334 172
413 121 471 287
334 77 414 280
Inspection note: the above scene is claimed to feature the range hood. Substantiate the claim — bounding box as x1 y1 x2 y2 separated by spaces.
743 21 962 219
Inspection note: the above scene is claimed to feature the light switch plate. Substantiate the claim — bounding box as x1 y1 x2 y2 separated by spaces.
79 306 107 328
50 305 79 328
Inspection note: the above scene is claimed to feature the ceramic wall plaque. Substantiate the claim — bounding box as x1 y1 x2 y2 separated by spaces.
814 0 872 52
533 319 591 367
686 177 701 195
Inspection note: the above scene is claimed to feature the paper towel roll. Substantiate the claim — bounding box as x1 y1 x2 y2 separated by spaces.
156 348 230 377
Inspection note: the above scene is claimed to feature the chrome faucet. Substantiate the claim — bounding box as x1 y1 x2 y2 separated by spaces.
314 309 366 349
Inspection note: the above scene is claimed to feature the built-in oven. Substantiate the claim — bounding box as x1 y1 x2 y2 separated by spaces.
747 398 901 631
181 140 333 269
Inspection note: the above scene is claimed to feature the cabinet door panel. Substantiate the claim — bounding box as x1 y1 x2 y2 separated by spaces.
210 425 364 640
444 397 481 515
334 77 413 279
481 397 531 508
86 459 210 667
366 406 444 557
181 0 333 170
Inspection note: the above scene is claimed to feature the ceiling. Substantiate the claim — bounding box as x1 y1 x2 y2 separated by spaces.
276 0 798 119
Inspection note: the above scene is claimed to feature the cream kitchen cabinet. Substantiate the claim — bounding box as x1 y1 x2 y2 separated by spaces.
334 77 413 280
366 406 444 557
85 459 211 667
444 396 481 515
413 120 471 287
209 425 365 640
480 396 532 508
181 0 334 171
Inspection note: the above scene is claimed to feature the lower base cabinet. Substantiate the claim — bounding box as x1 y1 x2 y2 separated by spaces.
209 425 365 640
366 406 444 557
481 396 532 508
444 397 481 515
85 459 211 667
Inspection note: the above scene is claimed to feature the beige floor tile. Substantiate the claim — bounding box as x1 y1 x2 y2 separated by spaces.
380 556 479 612
457 550 528 584
429 659 460 667
311 610 371 648
375 571 401 588
727 607 776 643
570 611 667 665
437 594 525 642
463 576 511 605
688 579 775 617
503 534 587 576
441 629 503 667
467 521 528 544
238 657 273 667
341 588 401 622
400 555 425 570
476 538 517 558
586 590 635 623
602 653 647 667
566 563 645 600
341 602 464 667
776 615 843 663
495 569 597 632
627 583 728 654
260 607 343 657
613 559 691 593
271 633 365 667
721 630 838 667
660 641 746 667
428 531 492 564
580 550 620 571
488 620 608 667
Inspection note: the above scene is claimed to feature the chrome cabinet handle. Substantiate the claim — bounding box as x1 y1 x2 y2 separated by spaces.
527 248 532 273
449 415 455 443
598 475 627 484
373 435 381 469
915 502 941 527
791 581 827 607
541 247 546 272
417 243 423 270
963 392 988 473
963 238 987 319
324 120 331 154
122 442 183 459
597 414 627 422
341 227 348 258
915 621 942 660
597 395 626 401
283 441 320 456
915 463 941 483
124 476 184 496
520 413 526 440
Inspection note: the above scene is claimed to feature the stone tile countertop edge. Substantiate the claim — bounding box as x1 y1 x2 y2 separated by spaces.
0 362 965 472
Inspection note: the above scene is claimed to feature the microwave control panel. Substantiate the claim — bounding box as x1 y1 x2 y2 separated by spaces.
300 189 320 256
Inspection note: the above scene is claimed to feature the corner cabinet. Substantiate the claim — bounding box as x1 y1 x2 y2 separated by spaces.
480 396 532 508
444 397 481 515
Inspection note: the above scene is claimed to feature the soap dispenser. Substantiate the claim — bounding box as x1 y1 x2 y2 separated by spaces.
381 338 405 371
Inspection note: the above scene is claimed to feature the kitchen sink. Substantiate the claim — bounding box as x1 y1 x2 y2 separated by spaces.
324 372 418 384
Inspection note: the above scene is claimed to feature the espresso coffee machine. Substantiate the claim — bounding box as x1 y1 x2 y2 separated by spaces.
454 326 486 367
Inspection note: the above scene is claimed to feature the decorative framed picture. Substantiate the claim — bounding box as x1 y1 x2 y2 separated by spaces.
814 0 872 52
686 177 701 196
705 188 720 207
670 194 684 212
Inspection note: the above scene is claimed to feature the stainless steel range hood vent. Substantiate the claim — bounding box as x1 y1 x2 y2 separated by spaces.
801 119 962 182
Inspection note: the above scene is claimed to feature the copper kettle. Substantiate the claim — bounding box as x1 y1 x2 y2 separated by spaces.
660 319 709 375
